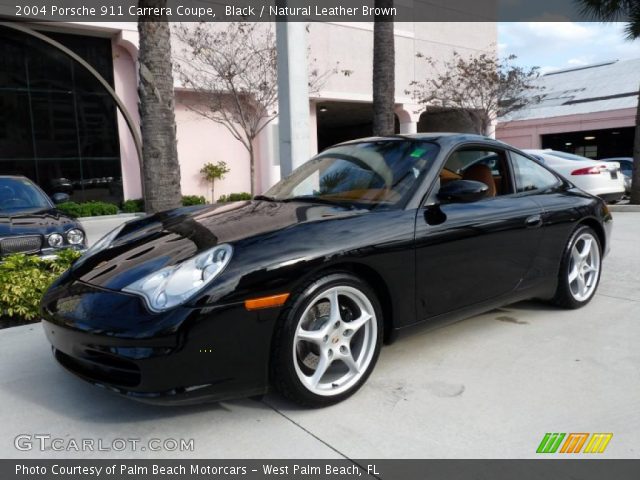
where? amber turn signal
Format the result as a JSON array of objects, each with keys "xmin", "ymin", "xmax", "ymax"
[{"xmin": 244, "ymin": 293, "xmax": 290, "ymax": 310}]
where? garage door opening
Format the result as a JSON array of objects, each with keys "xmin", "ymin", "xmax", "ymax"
[
  {"xmin": 541, "ymin": 127, "xmax": 634, "ymax": 159},
  {"xmin": 315, "ymin": 101, "xmax": 399, "ymax": 152}
]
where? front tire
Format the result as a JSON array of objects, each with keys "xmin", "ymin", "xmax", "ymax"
[
  {"xmin": 271, "ymin": 273, "xmax": 383, "ymax": 407},
  {"xmin": 551, "ymin": 225, "xmax": 602, "ymax": 309}
]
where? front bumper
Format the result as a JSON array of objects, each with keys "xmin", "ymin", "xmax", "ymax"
[
  {"xmin": 41, "ymin": 279, "xmax": 280, "ymax": 405},
  {"xmin": 38, "ymin": 244, "xmax": 86, "ymax": 260},
  {"xmin": 598, "ymin": 192, "xmax": 625, "ymax": 203}
]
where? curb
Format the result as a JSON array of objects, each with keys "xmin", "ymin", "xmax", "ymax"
[
  {"xmin": 609, "ymin": 204, "xmax": 640, "ymax": 212},
  {"xmin": 77, "ymin": 213, "xmax": 147, "ymax": 222}
]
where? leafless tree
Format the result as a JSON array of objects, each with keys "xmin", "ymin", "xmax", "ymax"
[
  {"xmin": 137, "ymin": 0, "xmax": 182, "ymax": 213},
  {"xmin": 173, "ymin": 22, "xmax": 351, "ymax": 195},
  {"xmin": 407, "ymin": 51, "xmax": 543, "ymax": 136}
]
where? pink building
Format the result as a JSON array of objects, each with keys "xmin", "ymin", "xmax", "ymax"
[
  {"xmin": 497, "ymin": 59, "xmax": 639, "ymax": 159},
  {"xmin": 0, "ymin": 21, "xmax": 496, "ymax": 203}
]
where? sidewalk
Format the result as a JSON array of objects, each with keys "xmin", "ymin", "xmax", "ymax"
[{"xmin": 79, "ymin": 214, "xmax": 145, "ymax": 246}]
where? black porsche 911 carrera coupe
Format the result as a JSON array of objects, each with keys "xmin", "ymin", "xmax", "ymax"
[{"xmin": 41, "ymin": 134, "xmax": 612, "ymax": 407}]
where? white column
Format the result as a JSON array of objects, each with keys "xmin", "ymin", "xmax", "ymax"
[
  {"xmin": 395, "ymin": 105, "xmax": 420, "ymax": 135},
  {"xmin": 276, "ymin": 22, "xmax": 310, "ymax": 177},
  {"xmin": 308, "ymin": 100, "xmax": 318, "ymax": 156},
  {"xmin": 399, "ymin": 120, "xmax": 418, "ymax": 134},
  {"xmin": 487, "ymin": 117, "xmax": 498, "ymax": 139}
]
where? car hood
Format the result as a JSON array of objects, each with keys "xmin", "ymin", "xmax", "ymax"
[
  {"xmin": 70, "ymin": 200, "xmax": 366, "ymax": 290},
  {"xmin": 0, "ymin": 208, "xmax": 77, "ymax": 236}
]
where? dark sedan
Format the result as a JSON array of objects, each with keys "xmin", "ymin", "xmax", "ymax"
[
  {"xmin": 1, "ymin": 176, "xmax": 86, "ymax": 258},
  {"xmin": 41, "ymin": 134, "xmax": 612, "ymax": 407}
]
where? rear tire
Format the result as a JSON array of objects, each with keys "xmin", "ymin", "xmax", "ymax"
[
  {"xmin": 271, "ymin": 273, "xmax": 383, "ymax": 407},
  {"xmin": 550, "ymin": 225, "xmax": 602, "ymax": 309}
]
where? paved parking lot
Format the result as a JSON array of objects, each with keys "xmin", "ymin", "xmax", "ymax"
[{"xmin": 1, "ymin": 213, "xmax": 638, "ymax": 459}]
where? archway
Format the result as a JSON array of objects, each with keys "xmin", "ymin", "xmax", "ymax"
[{"xmin": 0, "ymin": 22, "xmax": 142, "ymax": 202}]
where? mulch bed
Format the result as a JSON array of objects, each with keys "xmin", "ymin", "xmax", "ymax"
[{"xmin": 0, "ymin": 316, "xmax": 39, "ymax": 329}]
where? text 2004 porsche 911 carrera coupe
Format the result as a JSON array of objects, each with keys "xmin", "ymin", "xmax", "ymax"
[{"xmin": 41, "ymin": 134, "xmax": 612, "ymax": 407}]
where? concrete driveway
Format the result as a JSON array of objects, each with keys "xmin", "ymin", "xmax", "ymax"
[
  {"xmin": 1, "ymin": 213, "xmax": 638, "ymax": 459},
  {"xmin": 79, "ymin": 215, "xmax": 142, "ymax": 247}
]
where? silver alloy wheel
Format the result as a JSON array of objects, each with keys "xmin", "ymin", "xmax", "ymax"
[
  {"xmin": 292, "ymin": 286, "xmax": 377, "ymax": 397},
  {"xmin": 568, "ymin": 232, "xmax": 600, "ymax": 302}
]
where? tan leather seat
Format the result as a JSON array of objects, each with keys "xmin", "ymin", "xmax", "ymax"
[{"xmin": 462, "ymin": 164, "xmax": 496, "ymax": 197}]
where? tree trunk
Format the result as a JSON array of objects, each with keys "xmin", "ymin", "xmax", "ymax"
[
  {"xmin": 248, "ymin": 143, "xmax": 256, "ymax": 196},
  {"xmin": 630, "ymin": 86, "xmax": 640, "ymax": 205},
  {"xmin": 138, "ymin": 0, "xmax": 182, "ymax": 214},
  {"xmin": 372, "ymin": 0, "xmax": 395, "ymax": 137}
]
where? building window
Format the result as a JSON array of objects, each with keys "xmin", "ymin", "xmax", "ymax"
[
  {"xmin": 0, "ymin": 27, "xmax": 122, "ymax": 203},
  {"xmin": 574, "ymin": 145, "xmax": 598, "ymax": 159}
]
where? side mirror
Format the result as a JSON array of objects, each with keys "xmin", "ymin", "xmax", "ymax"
[
  {"xmin": 437, "ymin": 180, "xmax": 488, "ymax": 204},
  {"xmin": 51, "ymin": 192, "xmax": 70, "ymax": 205}
]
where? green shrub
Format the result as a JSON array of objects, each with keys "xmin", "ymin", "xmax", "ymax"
[
  {"xmin": 218, "ymin": 192, "xmax": 252, "ymax": 203},
  {"xmin": 200, "ymin": 161, "xmax": 230, "ymax": 203},
  {"xmin": 55, "ymin": 202, "xmax": 82, "ymax": 217},
  {"xmin": 57, "ymin": 201, "xmax": 118, "ymax": 217},
  {"xmin": 182, "ymin": 195, "xmax": 207, "ymax": 206},
  {"xmin": 121, "ymin": 196, "xmax": 206, "ymax": 213},
  {"xmin": 121, "ymin": 198, "xmax": 145, "ymax": 213},
  {"xmin": 0, "ymin": 249, "xmax": 81, "ymax": 323}
]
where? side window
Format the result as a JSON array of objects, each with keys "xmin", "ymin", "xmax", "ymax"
[
  {"xmin": 620, "ymin": 161, "xmax": 632, "ymax": 177},
  {"xmin": 439, "ymin": 148, "xmax": 513, "ymax": 198},
  {"xmin": 510, "ymin": 152, "xmax": 561, "ymax": 193}
]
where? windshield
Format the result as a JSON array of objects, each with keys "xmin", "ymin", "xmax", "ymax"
[
  {"xmin": 0, "ymin": 177, "xmax": 51, "ymax": 213},
  {"xmin": 265, "ymin": 140, "xmax": 439, "ymax": 208}
]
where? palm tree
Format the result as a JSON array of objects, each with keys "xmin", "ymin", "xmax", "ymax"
[
  {"xmin": 372, "ymin": 0, "xmax": 395, "ymax": 136},
  {"xmin": 578, "ymin": 0, "xmax": 640, "ymax": 204},
  {"xmin": 137, "ymin": 0, "xmax": 182, "ymax": 213}
]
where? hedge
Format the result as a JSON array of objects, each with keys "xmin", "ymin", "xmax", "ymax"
[
  {"xmin": 182, "ymin": 195, "xmax": 207, "ymax": 206},
  {"xmin": 121, "ymin": 196, "xmax": 207, "ymax": 213},
  {"xmin": 0, "ymin": 249, "xmax": 81, "ymax": 325},
  {"xmin": 121, "ymin": 198, "xmax": 145, "ymax": 213},
  {"xmin": 218, "ymin": 192, "xmax": 252, "ymax": 203},
  {"xmin": 56, "ymin": 201, "xmax": 118, "ymax": 217}
]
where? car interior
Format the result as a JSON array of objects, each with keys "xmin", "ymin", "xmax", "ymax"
[
  {"xmin": 0, "ymin": 179, "xmax": 50, "ymax": 211},
  {"xmin": 438, "ymin": 149, "xmax": 514, "ymax": 198}
]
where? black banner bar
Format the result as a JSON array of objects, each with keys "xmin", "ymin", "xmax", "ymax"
[
  {"xmin": 3, "ymin": 459, "xmax": 640, "ymax": 480},
  {"xmin": 1, "ymin": 0, "xmax": 631, "ymax": 22}
]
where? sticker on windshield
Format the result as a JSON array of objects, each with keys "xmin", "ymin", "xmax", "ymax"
[{"xmin": 410, "ymin": 147, "xmax": 426, "ymax": 158}]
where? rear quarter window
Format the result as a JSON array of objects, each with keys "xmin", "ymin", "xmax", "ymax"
[{"xmin": 510, "ymin": 152, "xmax": 561, "ymax": 193}]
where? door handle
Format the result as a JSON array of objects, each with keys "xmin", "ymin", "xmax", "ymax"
[{"xmin": 525, "ymin": 214, "xmax": 542, "ymax": 228}]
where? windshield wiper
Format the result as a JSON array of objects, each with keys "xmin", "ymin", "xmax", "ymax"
[
  {"xmin": 281, "ymin": 195, "xmax": 352, "ymax": 207},
  {"xmin": 253, "ymin": 195, "xmax": 279, "ymax": 202}
]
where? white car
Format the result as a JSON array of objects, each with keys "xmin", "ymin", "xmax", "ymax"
[
  {"xmin": 524, "ymin": 149, "xmax": 625, "ymax": 203},
  {"xmin": 601, "ymin": 157, "xmax": 633, "ymax": 195}
]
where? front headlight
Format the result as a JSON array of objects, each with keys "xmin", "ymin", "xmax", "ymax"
[
  {"xmin": 66, "ymin": 228, "xmax": 85, "ymax": 245},
  {"xmin": 123, "ymin": 244, "xmax": 233, "ymax": 312},
  {"xmin": 48, "ymin": 233, "xmax": 64, "ymax": 247}
]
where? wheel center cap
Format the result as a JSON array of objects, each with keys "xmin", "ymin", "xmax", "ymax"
[{"xmin": 332, "ymin": 336, "xmax": 340, "ymax": 344}]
